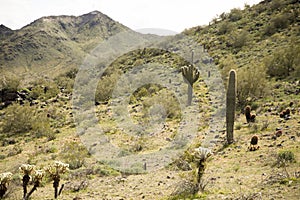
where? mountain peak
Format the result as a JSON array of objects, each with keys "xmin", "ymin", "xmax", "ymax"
[
  {"xmin": 88, "ymin": 10, "xmax": 102, "ymax": 15},
  {"xmin": 0, "ymin": 24, "xmax": 12, "ymax": 32}
]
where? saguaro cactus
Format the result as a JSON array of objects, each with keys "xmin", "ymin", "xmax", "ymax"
[
  {"xmin": 226, "ymin": 70, "xmax": 237, "ymax": 144},
  {"xmin": 181, "ymin": 52, "xmax": 200, "ymax": 106}
]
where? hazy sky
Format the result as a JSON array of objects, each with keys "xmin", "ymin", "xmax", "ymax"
[{"xmin": 0, "ymin": 0, "xmax": 262, "ymax": 33}]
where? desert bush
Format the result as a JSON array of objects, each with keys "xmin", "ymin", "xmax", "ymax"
[
  {"xmin": 142, "ymin": 88, "xmax": 181, "ymax": 120},
  {"xmin": 228, "ymin": 8, "xmax": 243, "ymax": 22},
  {"xmin": 95, "ymin": 73, "xmax": 120, "ymax": 102},
  {"xmin": 270, "ymin": 0, "xmax": 283, "ymax": 11},
  {"xmin": 29, "ymin": 79, "xmax": 60, "ymax": 100},
  {"xmin": 55, "ymin": 76, "xmax": 74, "ymax": 93},
  {"xmin": 265, "ymin": 41, "xmax": 300, "ymax": 79},
  {"xmin": 231, "ymin": 30, "xmax": 249, "ymax": 50},
  {"xmin": 218, "ymin": 21, "xmax": 234, "ymax": 35},
  {"xmin": 236, "ymin": 63, "xmax": 269, "ymax": 108},
  {"xmin": 64, "ymin": 68, "xmax": 78, "ymax": 79},
  {"xmin": 1, "ymin": 103, "xmax": 53, "ymax": 137},
  {"xmin": 0, "ymin": 74, "xmax": 20, "ymax": 93},
  {"xmin": 264, "ymin": 13, "xmax": 290, "ymax": 36},
  {"xmin": 276, "ymin": 150, "xmax": 296, "ymax": 167},
  {"xmin": 61, "ymin": 141, "xmax": 90, "ymax": 170},
  {"xmin": 218, "ymin": 54, "xmax": 238, "ymax": 83}
]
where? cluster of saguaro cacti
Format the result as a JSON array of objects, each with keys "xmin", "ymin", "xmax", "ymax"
[
  {"xmin": 226, "ymin": 70, "xmax": 237, "ymax": 144},
  {"xmin": 245, "ymin": 105, "xmax": 256, "ymax": 123},
  {"xmin": 45, "ymin": 161, "xmax": 69, "ymax": 199},
  {"xmin": 0, "ymin": 172, "xmax": 13, "ymax": 198}
]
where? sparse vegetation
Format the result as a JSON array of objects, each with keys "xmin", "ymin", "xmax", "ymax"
[
  {"xmin": 61, "ymin": 142, "xmax": 89, "ymax": 170},
  {"xmin": 1, "ymin": 103, "xmax": 53, "ymax": 138},
  {"xmin": 0, "ymin": 0, "xmax": 300, "ymax": 199}
]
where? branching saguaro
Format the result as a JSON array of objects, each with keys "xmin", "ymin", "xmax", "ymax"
[
  {"xmin": 181, "ymin": 64, "xmax": 200, "ymax": 106},
  {"xmin": 226, "ymin": 70, "xmax": 237, "ymax": 144}
]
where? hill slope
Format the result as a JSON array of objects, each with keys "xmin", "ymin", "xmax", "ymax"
[
  {"xmin": 0, "ymin": 0, "xmax": 300, "ymax": 200},
  {"xmin": 0, "ymin": 11, "xmax": 129, "ymax": 78}
]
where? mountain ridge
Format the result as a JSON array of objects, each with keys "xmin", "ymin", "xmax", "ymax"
[{"xmin": 0, "ymin": 10, "xmax": 130, "ymax": 79}]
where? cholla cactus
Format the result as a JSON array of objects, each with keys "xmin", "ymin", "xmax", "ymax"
[
  {"xmin": 33, "ymin": 170, "xmax": 45, "ymax": 181},
  {"xmin": 0, "ymin": 172, "xmax": 13, "ymax": 198},
  {"xmin": 19, "ymin": 164, "xmax": 35, "ymax": 175},
  {"xmin": 24, "ymin": 169, "xmax": 45, "ymax": 200},
  {"xmin": 19, "ymin": 164, "xmax": 35, "ymax": 199},
  {"xmin": 45, "ymin": 161, "xmax": 69, "ymax": 199}
]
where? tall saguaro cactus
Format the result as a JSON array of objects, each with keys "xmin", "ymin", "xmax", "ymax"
[
  {"xmin": 181, "ymin": 51, "xmax": 200, "ymax": 106},
  {"xmin": 226, "ymin": 70, "xmax": 237, "ymax": 144}
]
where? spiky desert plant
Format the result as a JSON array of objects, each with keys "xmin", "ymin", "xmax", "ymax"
[
  {"xmin": 19, "ymin": 164, "xmax": 35, "ymax": 199},
  {"xmin": 181, "ymin": 52, "xmax": 200, "ymax": 106},
  {"xmin": 226, "ymin": 70, "xmax": 237, "ymax": 144},
  {"xmin": 0, "ymin": 172, "xmax": 12, "ymax": 198},
  {"xmin": 193, "ymin": 147, "xmax": 212, "ymax": 188},
  {"xmin": 245, "ymin": 105, "xmax": 256, "ymax": 123},
  {"xmin": 45, "ymin": 161, "xmax": 69, "ymax": 199},
  {"xmin": 25, "ymin": 169, "xmax": 45, "ymax": 200}
]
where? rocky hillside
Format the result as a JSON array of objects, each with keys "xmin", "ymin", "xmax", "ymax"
[
  {"xmin": 0, "ymin": 0, "xmax": 300, "ymax": 199},
  {"xmin": 0, "ymin": 11, "xmax": 129, "ymax": 78}
]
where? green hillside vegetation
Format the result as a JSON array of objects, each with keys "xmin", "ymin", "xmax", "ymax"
[{"xmin": 0, "ymin": 0, "xmax": 300, "ymax": 199}]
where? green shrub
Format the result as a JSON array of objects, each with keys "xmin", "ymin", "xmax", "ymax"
[
  {"xmin": 0, "ymin": 74, "xmax": 20, "ymax": 93},
  {"xmin": 277, "ymin": 150, "xmax": 296, "ymax": 167},
  {"xmin": 61, "ymin": 141, "xmax": 90, "ymax": 170},
  {"xmin": 228, "ymin": 8, "xmax": 243, "ymax": 22},
  {"xmin": 142, "ymin": 89, "xmax": 181, "ymax": 120},
  {"xmin": 264, "ymin": 13, "xmax": 290, "ymax": 36},
  {"xmin": 218, "ymin": 21, "xmax": 234, "ymax": 35},
  {"xmin": 236, "ymin": 63, "xmax": 269, "ymax": 108},
  {"xmin": 231, "ymin": 30, "xmax": 249, "ymax": 50},
  {"xmin": 1, "ymin": 103, "xmax": 53, "ymax": 137},
  {"xmin": 29, "ymin": 79, "xmax": 60, "ymax": 100},
  {"xmin": 265, "ymin": 41, "xmax": 300, "ymax": 79},
  {"xmin": 55, "ymin": 76, "xmax": 74, "ymax": 93},
  {"xmin": 95, "ymin": 73, "xmax": 120, "ymax": 102}
]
